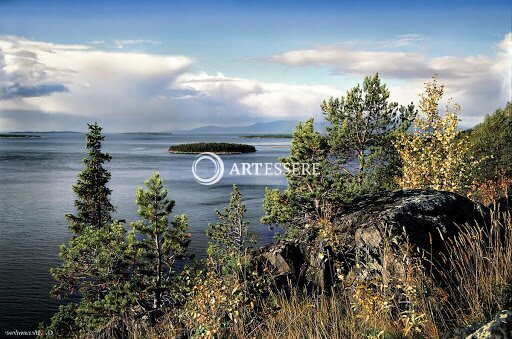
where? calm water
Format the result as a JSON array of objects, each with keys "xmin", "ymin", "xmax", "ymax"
[{"xmin": 0, "ymin": 132, "xmax": 289, "ymax": 333}]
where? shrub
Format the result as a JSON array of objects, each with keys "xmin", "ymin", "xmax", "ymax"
[{"xmin": 394, "ymin": 76, "xmax": 482, "ymax": 193}]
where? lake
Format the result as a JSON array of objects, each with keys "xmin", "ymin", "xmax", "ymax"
[{"xmin": 0, "ymin": 132, "xmax": 289, "ymax": 332}]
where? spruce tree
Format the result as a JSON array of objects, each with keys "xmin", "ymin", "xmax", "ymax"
[
  {"xmin": 48, "ymin": 123, "xmax": 131, "ymax": 336},
  {"xmin": 66, "ymin": 122, "xmax": 115, "ymax": 233},
  {"xmin": 129, "ymin": 172, "xmax": 190, "ymax": 312}
]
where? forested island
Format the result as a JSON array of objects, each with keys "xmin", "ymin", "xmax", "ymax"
[
  {"xmin": 168, "ymin": 142, "xmax": 256, "ymax": 154},
  {"xmin": 41, "ymin": 75, "xmax": 512, "ymax": 339}
]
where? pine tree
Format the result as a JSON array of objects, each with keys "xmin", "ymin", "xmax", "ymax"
[
  {"xmin": 207, "ymin": 185, "xmax": 253, "ymax": 275},
  {"xmin": 261, "ymin": 119, "xmax": 343, "ymax": 239},
  {"xmin": 50, "ymin": 221, "xmax": 132, "ymax": 334},
  {"xmin": 262, "ymin": 75, "xmax": 415, "ymax": 240},
  {"xmin": 467, "ymin": 102, "xmax": 512, "ymax": 203},
  {"xmin": 183, "ymin": 186, "xmax": 253, "ymax": 335},
  {"xmin": 66, "ymin": 122, "xmax": 115, "ymax": 233},
  {"xmin": 129, "ymin": 172, "xmax": 190, "ymax": 312},
  {"xmin": 321, "ymin": 73, "xmax": 415, "ymax": 194}
]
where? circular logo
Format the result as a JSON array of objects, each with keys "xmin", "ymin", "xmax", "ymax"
[{"xmin": 191, "ymin": 152, "xmax": 224, "ymax": 185}]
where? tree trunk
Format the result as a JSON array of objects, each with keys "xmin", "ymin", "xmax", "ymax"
[{"xmin": 154, "ymin": 234, "xmax": 162, "ymax": 310}]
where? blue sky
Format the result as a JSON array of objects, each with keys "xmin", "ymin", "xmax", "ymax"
[{"xmin": 0, "ymin": 0, "xmax": 511, "ymax": 131}]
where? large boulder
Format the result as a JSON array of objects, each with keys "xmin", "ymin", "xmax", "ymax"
[
  {"xmin": 254, "ymin": 189, "xmax": 489, "ymax": 290},
  {"xmin": 444, "ymin": 310, "xmax": 512, "ymax": 338}
]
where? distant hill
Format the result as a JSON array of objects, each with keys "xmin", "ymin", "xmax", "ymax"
[{"xmin": 177, "ymin": 120, "xmax": 327, "ymax": 134}]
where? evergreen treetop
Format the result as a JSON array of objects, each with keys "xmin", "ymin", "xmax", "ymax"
[
  {"xmin": 66, "ymin": 122, "xmax": 115, "ymax": 232},
  {"xmin": 207, "ymin": 185, "xmax": 253, "ymax": 275},
  {"xmin": 321, "ymin": 73, "xmax": 415, "ymax": 194}
]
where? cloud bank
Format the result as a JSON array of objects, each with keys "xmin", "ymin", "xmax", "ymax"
[
  {"xmin": 262, "ymin": 33, "xmax": 511, "ymax": 126},
  {"xmin": 0, "ymin": 36, "xmax": 338, "ymax": 131},
  {"xmin": 0, "ymin": 34, "xmax": 510, "ymax": 131}
]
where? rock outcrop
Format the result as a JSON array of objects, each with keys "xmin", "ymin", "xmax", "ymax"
[
  {"xmin": 466, "ymin": 310, "xmax": 512, "ymax": 338},
  {"xmin": 444, "ymin": 310, "xmax": 512, "ymax": 338},
  {"xmin": 254, "ymin": 189, "xmax": 490, "ymax": 290}
]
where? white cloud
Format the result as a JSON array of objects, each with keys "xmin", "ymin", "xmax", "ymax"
[
  {"xmin": 0, "ymin": 36, "xmax": 337, "ymax": 131},
  {"xmin": 263, "ymin": 44, "xmax": 429, "ymax": 78},
  {"xmin": 379, "ymin": 34, "xmax": 425, "ymax": 48},
  {"xmin": 174, "ymin": 72, "xmax": 336, "ymax": 120},
  {"xmin": 0, "ymin": 36, "xmax": 194, "ymax": 130},
  {"xmin": 263, "ymin": 33, "xmax": 512, "ymax": 126},
  {"xmin": 114, "ymin": 39, "xmax": 162, "ymax": 49},
  {"xmin": 0, "ymin": 41, "xmax": 70, "ymax": 100},
  {"xmin": 0, "ymin": 34, "xmax": 510, "ymax": 131}
]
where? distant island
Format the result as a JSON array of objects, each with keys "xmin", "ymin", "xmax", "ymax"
[
  {"xmin": 241, "ymin": 134, "xmax": 292, "ymax": 139},
  {"xmin": 124, "ymin": 132, "xmax": 173, "ymax": 135},
  {"xmin": 0, "ymin": 134, "xmax": 42, "ymax": 138},
  {"xmin": 169, "ymin": 142, "xmax": 256, "ymax": 154}
]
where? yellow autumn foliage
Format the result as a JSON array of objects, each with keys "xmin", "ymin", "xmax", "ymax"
[{"xmin": 394, "ymin": 76, "xmax": 480, "ymax": 193}]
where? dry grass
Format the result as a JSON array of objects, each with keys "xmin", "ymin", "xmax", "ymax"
[
  {"xmin": 240, "ymin": 210, "xmax": 512, "ymax": 339},
  {"xmin": 435, "ymin": 207, "xmax": 512, "ymax": 327},
  {"xmin": 234, "ymin": 290, "xmax": 363, "ymax": 339},
  {"xmin": 120, "ymin": 209, "xmax": 511, "ymax": 339}
]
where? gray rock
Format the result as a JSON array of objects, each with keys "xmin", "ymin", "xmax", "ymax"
[
  {"xmin": 254, "ymin": 189, "xmax": 490, "ymax": 290},
  {"xmin": 445, "ymin": 310, "xmax": 512, "ymax": 338},
  {"xmin": 467, "ymin": 310, "xmax": 512, "ymax": 338},
  {"xmin": 336, "ymin": 189, "xmax": 489, "ymax": 286}
]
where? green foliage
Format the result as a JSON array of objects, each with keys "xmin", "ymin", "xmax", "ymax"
[
  {"xmin": 207, "ymin": 185, "xmax": 254, "ymax": 275},
  {"xmin": 66, "ymin": 122, "xmax": 115, "ymax": 233},
  {"xmin": 182, "ymin": 186, "xmax": 255, "ymax": 337},
  {"xmin": 47, "ymin": 127, "xmax": 194, "ymax": 336},
  {"xmin": 48, "ymin": 171, "xmax": 192, "ymax": 336},
  {"xmin": 262, "ymin": 119, "xmax": 343, "ymax": 239},
  {"xmin": 468, "ymin": 102, "xmax": 512, "ymax": 183},
  {"xmin": 40, "ymin": 304, "xmax": 79, "ymax": 338},
  {"xmin": 262, "ymin": 74, "xmax": 415, "ymax": 240},
  {"xmin": 128, "ymin": 172, "xmax": 191, "ymax": 312},
  {"xmin": 49, "ymin": 221, "xmax": 133, "ymax": 336},
  {"xmin": 169, "ymin": 142, "xmax": 256, "ymax": 154},
  {"xmin": 48, "ymin": 123, "xmax": 128, "ymax": 336},
  {"xmin": 321, "ymin": 73, "xmax": 415, "ymax": 194}
]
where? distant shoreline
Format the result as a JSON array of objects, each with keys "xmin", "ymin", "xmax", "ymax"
[
  {"xmin": 240, "ymin": 134, "xmax": 292, "ymax": 139},
  {"xmin": 124, "ymin": 132, "xmax": 173, "ymax": 135},
  {"xmin": 0, "ymin": 134, "xmax": 42, "ymax": 139}
]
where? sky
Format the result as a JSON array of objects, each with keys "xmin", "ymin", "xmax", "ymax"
[{"xmin": 0, "ymin": 0, "xmax": 511, "ymax": 132}]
